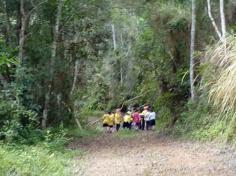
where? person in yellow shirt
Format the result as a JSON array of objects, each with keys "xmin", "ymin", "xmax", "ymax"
[
  {"xmin": 114, "ymin": 109, "xmax": 123, "ymax": 131},
  {"xmin": 102, "ymin": 111, "xmax": 111, "ymax": 133},
  {"xmin": 102, "ymin": 111, "xmax": 115, "ymax": 133},
  {"xmin": 123, "ymin": 112, "xmax": 133, "ymax": 130},
  {"xmin": 108, "ymin": 111, "xmax": 115, "ymax": 133}
]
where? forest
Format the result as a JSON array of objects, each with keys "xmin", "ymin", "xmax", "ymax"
[{"xmin": 1, "ymin": 0, "xmax": 236, "ymax": 175}]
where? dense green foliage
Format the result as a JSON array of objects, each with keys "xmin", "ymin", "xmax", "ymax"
[
  {"xmin": 0, "ymin": 0, "xmax": 235, "ymax": 139},
  {"xmin": 0, "ymin": 126, "xmax": 83, "ymax": 175},
  {"xmin": 0, "ymin": 145, "xmax": 71, "ymax": 175}
]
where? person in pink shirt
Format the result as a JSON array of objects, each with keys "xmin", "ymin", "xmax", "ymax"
[{"xmin": 132, "ymin": 109, "xmax": 141, "ymax": 130}]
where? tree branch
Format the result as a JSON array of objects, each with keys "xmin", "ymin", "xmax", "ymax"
[
  {"xmin": 122, "ymin": 90, "xmax": 153, "ymax": 106},
  {"xmin": 27, "ymin": 0, "xmax": 49, "ymax": 18},
  {"xmin": 207, "ymin": 0, "xmax": 223, "ymax": 40}
]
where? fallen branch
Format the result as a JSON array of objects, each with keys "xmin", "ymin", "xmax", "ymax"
[
  {"xmin": 121, "ymin": 90, "xmax": 153, "ymax": 108},
  {"xmin": 86, "ymin": 119, "xmax": 101, "ymax": 127},
  {"xmin": 75, "ymin": 117, "xmax": 83, "ymax": 130}
]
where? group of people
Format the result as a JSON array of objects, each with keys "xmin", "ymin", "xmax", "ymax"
[{"xmin": 101, "ymin": 105, "xmax": 157, "ymax": 133}]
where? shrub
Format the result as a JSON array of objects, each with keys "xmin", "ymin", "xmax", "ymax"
[
  {"xmin": 0, "ymin": 145, "xmax": 73, "ymax": 176},
  {"xmin": 0, "ymin": 97, "xmax": 40, "ymax": 144},
  {"xmin": 205, "ymin": 36, "xmax": 236, "ymax": 113}
]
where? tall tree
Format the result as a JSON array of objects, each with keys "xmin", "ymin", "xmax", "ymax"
[
  {"xmin": 220, "ymin": 0, "xmax": 227, "ymax": 50},
  {"xmin": 18, "ymin": 0, "xmax": 48, "ymax": 62},
  {"xmin": 190, "ymin": 0, "xmax": 196, "ymax": 101},
  {"xmin": 42, "ymin": 0, "xmax": 62, "ymax": 128},
  {"xmin": 18, "ymin": 0, "xmax": 27, "ymax": 62},
  {"xmin": 207, "ymin": 0, "xmax": 227, "ymax": 44},
  {"xmin": 111, "ymin": 24, "xmax": 117, "ymax": 50},
  {"xmin": 220, "ymin": 0, "xmax": 226, "ymax": 39}
]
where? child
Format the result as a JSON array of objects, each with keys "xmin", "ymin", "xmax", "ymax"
[
  {"xmin": 132, "ymin": 109, "xmax": 141, "ymax": 130},
  {"xmin": 108, "ymin": 111, "xmax": 115, "ymax": 133},
  {"xmin": 102, "ymin": 111, "xmax": 111, "ymax": 133},
  {"xmin": 123, "ymin": 112, "xmax": 133, "ymax": 130},
  {"xmin": 140, "ymin": 106, "xmax": 148, "ymax": 130},
  {"xmin": 141, "ymin": 106, "xmax": 150, "ymax": 130},
  {"xmin": 145, "ymin": 107, "xmax": 151, "ymax": 130},
  {"xmin": 102, "ymin": 111, "xmax": 114, "ymax": 133},
  {"xmin": 149, "ymin": 108, "xmax": 156, "ymax": 130},
  {"xmin": 114, "ymin": 109, "xmax": 123, "ymax": 131},
  {"xmin": 139, "ymin": 109, "xmax": 145, "ymax": 130}
]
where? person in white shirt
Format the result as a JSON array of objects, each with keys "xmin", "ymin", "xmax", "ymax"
[
  {"xmin": 149, "ymin": 108, "xmax": 156, "ymax": 130},
  {"xmin": 144, "ymin": 108, "xmax": 151, "ymax": 130}
]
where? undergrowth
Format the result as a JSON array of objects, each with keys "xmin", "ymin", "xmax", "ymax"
[
  {"xmin": 0, "ymin": 110, "xmax": 106, "ymax": 176},
  {"xmin": 0, "ymin": 144, "xmax": 75, "ymax": 176},
  {"xmin": 0, "ymin": 126, "xmax": 83, "ymax": 176},
  {"xmin": 172, "ymin": 97, "xmax": 236, "ymax": 143}
]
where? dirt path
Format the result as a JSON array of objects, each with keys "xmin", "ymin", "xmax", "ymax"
[{"xmin": 70, "ymin": 131, "xmax": 236, "ymax": 176}]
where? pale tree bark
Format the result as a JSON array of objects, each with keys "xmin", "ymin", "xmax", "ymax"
[
  {"xmin": 42, "ymin": 0, "xmax": 62, "ymax": 129},
  {"xmin": 190, "ymin": 0, "xmax": 196, "ymax": 101},
  {"xmin": 207, "ymin": 0, "xmax": 227, "ymax": 54},
  {"xmin": 69, "ymin": 33, "xmax": 80, "ymax": 96},
  {"xmin": 220, "ymin": 0, "xmax": 227, "ymax": 50},
  {"xmin": 70, "ymin": 60, "xmax": 79, "ymax": 97},
  {"xmin": 220, "ymin": 0, "xmax": 226, "ymax": 39},
  {"xmin": 207, "ymin": 0, "xmax": 222, "ymax": 40},
  {"xmin": 120, "ymin": 33, "xmax": 124, "ymax": 85},
  {"xmin": 111, "ymin": 24, "xmax": 117, "ymax": 50},
  {"xmin": 70, "ymin": 59, "xmax": 82, "ymax": 130},
  {"xmin": 108, "ymin": 23, "xmax": 117, "ymax": 98},
  {"xmin": 120, "ymin": 60, "xmax": 123, "ymax": 85}
]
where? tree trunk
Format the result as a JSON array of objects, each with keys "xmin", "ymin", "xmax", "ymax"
[
  {"xmin": 70, "ymin": 60, "xmax": 79, "ymax": 97},
  {"xmin": 0, "ymin": 0, "xmax": 10, "ymax": 87},
  {"xmin": 109, "ymin": 23, "xmax": 117, "ymax": 99},
  {"xmin": 62, "ymin": 36, "xmax": 82, "ymax": 130},
  {"xmin": 111, "ymin": 24, "xmax": 117, "ymax": 50},
  {"xmin": 42, "ymin": 90, "xmax": 50, "ymax": 128},
  {"xmin": 42, "ymin": 0, "xmax": 62, "ymax": 129},
  {"xmin": 220, "ymin": 0, "xmax": 226, "ymax": 39},
  {"xmin": 207, "ymin": 0, "xmax": 222, "ymax": 40},
  {"xmin": 19, "ymin": 0, "xmax": 27, "ymax": 63},
  {"xmin": 220, "ymin": 0, "xmax": 227, "ymax": 51},
  {"xmin": 120, "ymin": 34, "xmax": 123, "ymax": 85},
  {"xmin": 190, "ymin": 0, "xmax": 196, "ymax": 101},
  {"xmin": 120, "ymin": 62, "xmax": 123, "ymax": 85},
  {"xmin": 3, "ymin": 0, "xmax": 11, "ymax": 45},
  {"xmin": 70, "ymin": 59, "xmax": 83, "ymax": 130}
]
